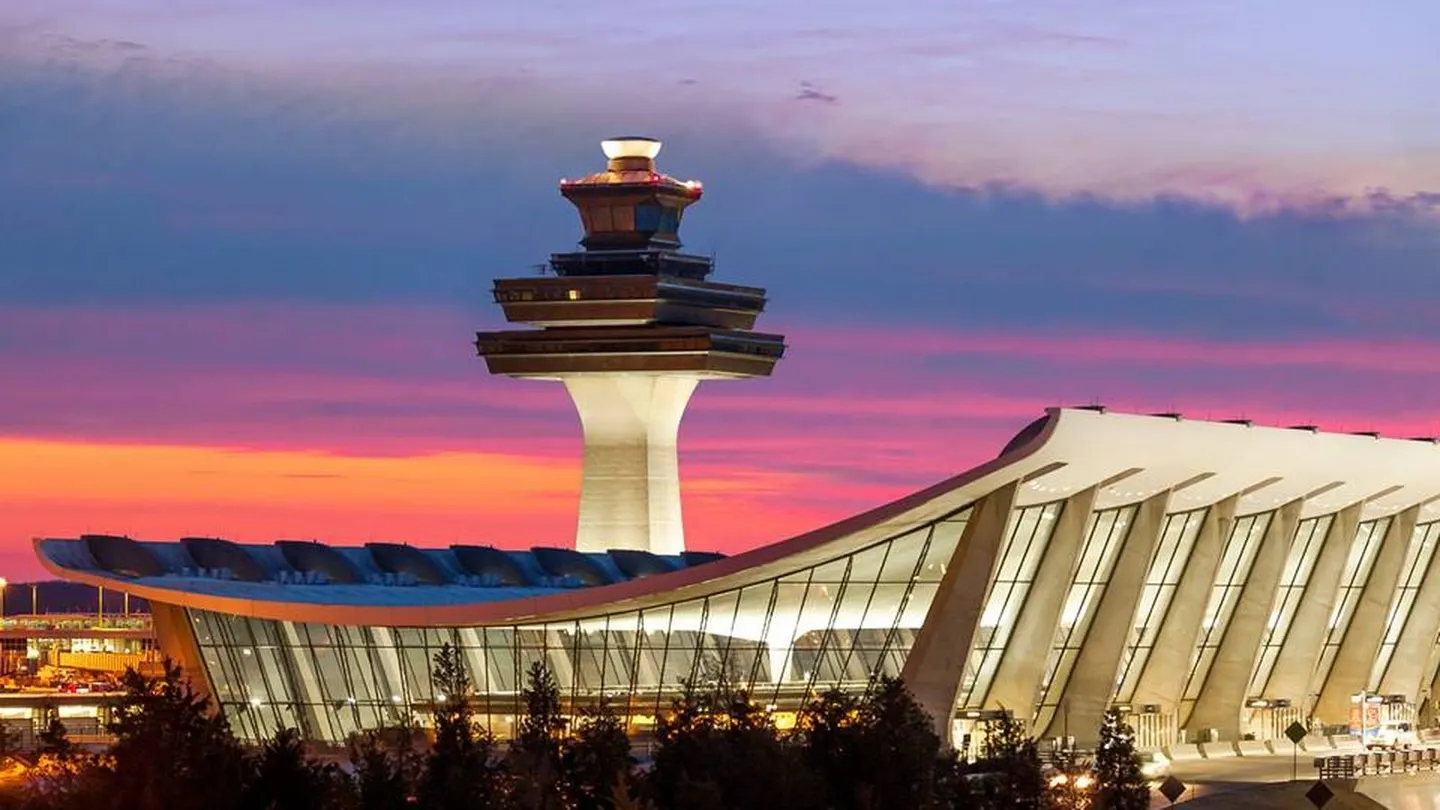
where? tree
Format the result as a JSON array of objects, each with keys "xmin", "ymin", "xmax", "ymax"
[
  {"xmin": 1091, "ymin": 710, "xmax": 1149, "ymax": 810},
  {"xmin": 418, "ymin": 643, "xmax": 504, "ymax": 810},
  {"xmin": 98, "ymin": 660, "xmax": 252, "ymax": 810},
  {"xmin": 349, "ymin": 723, "xmax": 423, "ymax": 810},
  {"xmin": 971, "ymin": 713, "xmax": 1046, "ymax": 810},
  {"xmin": 563, "ymin": 699, "xmax": 633, "ymax": 810},
  {"xmin": 648, "ymin": 678, "xmax": 821, "ymax": 810},
  {"xmin": 797, "ymin": 688, "xmax": 861, "ymax": 810},
  {"xmin": 798, "ymin": 679, "xmax": 956, "ymax": 810},
  {"xmin": 247, "ymin": 727, "xmax": 338, "ymax": 810},
  {"xmin": 852, "ymin": 677, "xmax": 948, "ymax": 809},
  {"xmin": 23, "ymin": 711, "xmax": 96, "ymax": 810},
  {"xmin": 508, "ymin": 661, "xmax": 570, "ymax": 810}
]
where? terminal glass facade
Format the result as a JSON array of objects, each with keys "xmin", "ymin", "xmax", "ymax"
[
  {"xmin": 1180, "ymin": 512, "xmax": 1272, "ymax": 717},
  {"xmin": 1035, "ymin": 505, "xmax": 1137, "ymax": 726},
  {"xmin": 1247, "ymin": 515, "xmax": 1334, "ymax": 697},
  {"xmin": 1370, "ymin": 521, "xmax": 1440, "ymax": 690},
  {"xmin": 959, "ymin": 501, "xmax": 1064, "ymax": 708},
  {"xmin": 1115, "ymin": 507, "xmax": 1207, "ymax": 702},
  {"xmin": 190, "ymin": 506, "xmax": 972, "ymax": 743},
  {"xmin": 1311, "ymin": 518, "xmax": 1391, "ymax": 691}
]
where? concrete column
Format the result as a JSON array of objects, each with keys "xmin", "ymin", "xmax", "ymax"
[
  {"xmin": 1314, "ymin": 507, "xmax": 1419, "ymax": 722},
  {"xmin": 1038, "ymin": 490, "xmax": 1170, "ymax": 744},
  {"xmin": 564, "ymin": 374, "xmax": 699, "ymax": 555},
  {"xmin": 1378, "ymin": 520, "xmax": 1440, "ymax": 698},
  {"xmin": 1185, "ymin": 499, "xmax": 1302, "ymax": 738},
  {"xmin": 1129, "ymin": 496, "xmax": 1238, "ymax": 714},
  {"xmin": 902, "ymin": 480, "xmax": 1019, "ymax": 742},
  {"xmin": 984, "ymin": 487, "xmax": 1098, "ymax": 722},
  {"xmin": 151, "ymin": 602, "xmax": 215, "ymax": 701},
  {"xmin": 1261, "ymin": 502, "xmax": 1363, "ymax": 708}
]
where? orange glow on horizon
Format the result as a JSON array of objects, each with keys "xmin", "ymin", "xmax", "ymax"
[{"xmin": 0, "ymin": 436, "xmax": 850, "ymax": 577}]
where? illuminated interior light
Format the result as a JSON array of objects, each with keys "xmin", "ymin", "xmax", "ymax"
[{"xmin": 601, "ymin": 137, "xmax": 662, "ymax": 160}]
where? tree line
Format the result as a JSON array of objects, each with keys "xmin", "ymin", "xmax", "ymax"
[{"xmin": 0, "ymin": 644, "xmax": 1152, "ymax": 810}]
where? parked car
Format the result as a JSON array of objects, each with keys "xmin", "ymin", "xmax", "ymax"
[{"xmin": 1369, "ymin": 720, "xmax": 1420, "ymax": 750}]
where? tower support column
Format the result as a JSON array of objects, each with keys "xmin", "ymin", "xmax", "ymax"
[{"xmin": 564, "ymin": 374, "xmax": 699, "ymax": 555}]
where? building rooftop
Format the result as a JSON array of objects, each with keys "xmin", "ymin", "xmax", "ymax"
[{"xmin": 33, "ymin": 536, "xmax": 725, "ymax": 609}]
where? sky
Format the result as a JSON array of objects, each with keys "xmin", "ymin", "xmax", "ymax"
[{"xmin": 1, "ymin": 1, "xmax": 1438, "ymax": 579}]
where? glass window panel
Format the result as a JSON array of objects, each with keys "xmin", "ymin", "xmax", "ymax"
[
  {"xmin": 1036, "ymin": 505, "xmax": 1135, "ymax": 715},
  {"xmin": 1313, "ymin": 518, "xmax": 1391, "ymax": 691},
  {"xmin": 1181, "ymin": 512, "xmax": 1272, "ymax": 711},
  {"xmin": 878, "ymin": 528, "xmax": 930, "ymax": 582},
  {"xmin": 958, "ymin": 501, "xmax": 1064, "ymax": 708}
]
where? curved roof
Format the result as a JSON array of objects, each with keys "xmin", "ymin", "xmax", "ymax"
[
  {"xmin": 366, "ymin": 543, "xmax": 447, "ymax": 585},
  {"xmin": 35, "ymin": 406, "xmax": 1440, "ymax": 626},
  {"xmin": 182, "ymin": 537, "xmax": 268, "ymax": 582}
]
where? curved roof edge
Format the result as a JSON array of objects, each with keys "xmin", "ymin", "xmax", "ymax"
[{"xmin": 33, "ymin": 409, "xmax": 1064, "ymax": 627}]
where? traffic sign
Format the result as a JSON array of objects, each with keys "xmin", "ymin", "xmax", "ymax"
[
  {"xmin": 1306, "ymin": 780, "xmax": 1335, "ymax": 808},
  {"xmin": 1286, "ymin": 721, "xmax": 1309, "ymax": 744},
  {"xmin": 1158, "ymin": 775, "xmax": 1186, "ymax": 803}
]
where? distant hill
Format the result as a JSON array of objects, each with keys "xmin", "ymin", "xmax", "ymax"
[{"xmin": 3, "ymin": 581, "xmax": 150, "ymax": 615}]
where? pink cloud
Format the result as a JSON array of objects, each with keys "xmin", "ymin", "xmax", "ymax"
[{"xmin": 9, "ymin": 302, "xmax": 1440, "ymax": 575}]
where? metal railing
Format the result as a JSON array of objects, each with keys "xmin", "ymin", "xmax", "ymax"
[{"xmin": 1316, "ymin": 747, "xmax": 1440, "ymax": 779}]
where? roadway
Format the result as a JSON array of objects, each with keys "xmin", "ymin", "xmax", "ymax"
[{"xmin": 1157, "ymin": 753, "xmax": 1440, "ymax": 807}]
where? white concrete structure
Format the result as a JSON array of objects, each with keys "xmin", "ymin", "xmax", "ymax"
[
  {"xmin": 565, "ymin": 375, "xmax": 697, "ymax": 555},
  {"xmin": 475, "ymin": 137, "xmax": 785, "ymax": 556},
  {"xmin": 35, "ymin": 407, "xmax": 1440, "ymax": 749}
]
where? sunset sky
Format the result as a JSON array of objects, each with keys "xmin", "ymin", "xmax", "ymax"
[{"xmin": 1, "ymin": 2, "xmax": 1437, "ymax": 579}]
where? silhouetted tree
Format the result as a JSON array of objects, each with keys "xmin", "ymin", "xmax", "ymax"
[
  {"xmin": 98, "ymin": 660, "xmax": 252, "ymax": 810},
  {"xmin": 649, "ymin": 678, "xmax": 820, "ymax": 810},
  {"xmin": 799, "ymin": 678, "xmax": 959, "ymax": 810},
  {"xmin": 563, "ymin": 699, "xmax": 633, "ymax": 810},
  {"xmin": 349, "ymin": 723, "xmax": 423, "ymax": 810},
  {"xmin": 972, "ymin": 713, "xmax": 1046, "ymax": 810},
  {"xmin": 798, "ymin": 688, "xmax": 861, "ymax": 810},
  {"xmin": 856, "ymin": 677, "xmax": 950, "ymax": 809},
  {"xmin": 1091, "ymin": 710, "xmax": 1149, "ymax": 810},
  {"xmin": 508, "ymin": 661, "xmax": 570, "ymax": 810},
  {"xmin": 247, "ymin": 727, "xmax": 339, "ymax": 810},
  {"xmin": 418, "ymin": 643, "xmax": 504, "ymax": 810},
  {"xmin": 21, "ymin": 710, "xmax": 97, "ymax": 810}
]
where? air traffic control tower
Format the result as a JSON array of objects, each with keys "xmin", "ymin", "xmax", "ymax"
[{"xmin": 475, "ymin": 137, "xmax": 786, "ymax": 556}]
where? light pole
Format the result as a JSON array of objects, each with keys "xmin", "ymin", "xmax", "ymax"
[{"xmin": 1048, "ymin": 771, "xmax": 1095, "ymax": 810}]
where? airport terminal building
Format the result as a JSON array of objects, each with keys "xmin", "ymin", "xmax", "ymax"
[
  {"xmin": 32, "ymin": 140, "xmax": 1440, "ymax": 751},
  {"xmin": 35, "ymin": 407, "xmax": 1440, "ymax": 750}
]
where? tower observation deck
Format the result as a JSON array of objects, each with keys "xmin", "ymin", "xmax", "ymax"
[{"xmin": 475, "ymin": 137, "xmax": 786, "ymax": 555}]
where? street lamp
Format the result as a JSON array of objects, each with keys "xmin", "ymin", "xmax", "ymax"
[{"xmin": 1048, "ymin": 770, "xmax": 1096, "ymax": 809}]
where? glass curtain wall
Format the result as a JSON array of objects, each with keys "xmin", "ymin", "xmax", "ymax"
[
  {"xmin": 1034, "ymin": 506, "xmax": 1137, "ymax": 726},
  {"xmin": 189, "ymin": 507, "xmax": 972, "ymax": 743},
  {"xmin": 1247, "ymin": 515, "xmax": 1335, "ymax": 698},
  {"xmin": 1180, "ymin": 512, "xmax": 1273, "ymax": 718},
  {"xmin": 1310, "ymin": 518, "xmax": 1391, "ymax": 693},
  {"xmin": 1369, "ymin": 522, "xmax": 1440, "ymax": 691},
  {"xmin": 1114, "ymin": 508, "xmax": 1208, "ymax": 702},
  {"xmin": 958, "ymin": 502, "xmax": 1065, "ymax": 708}
]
